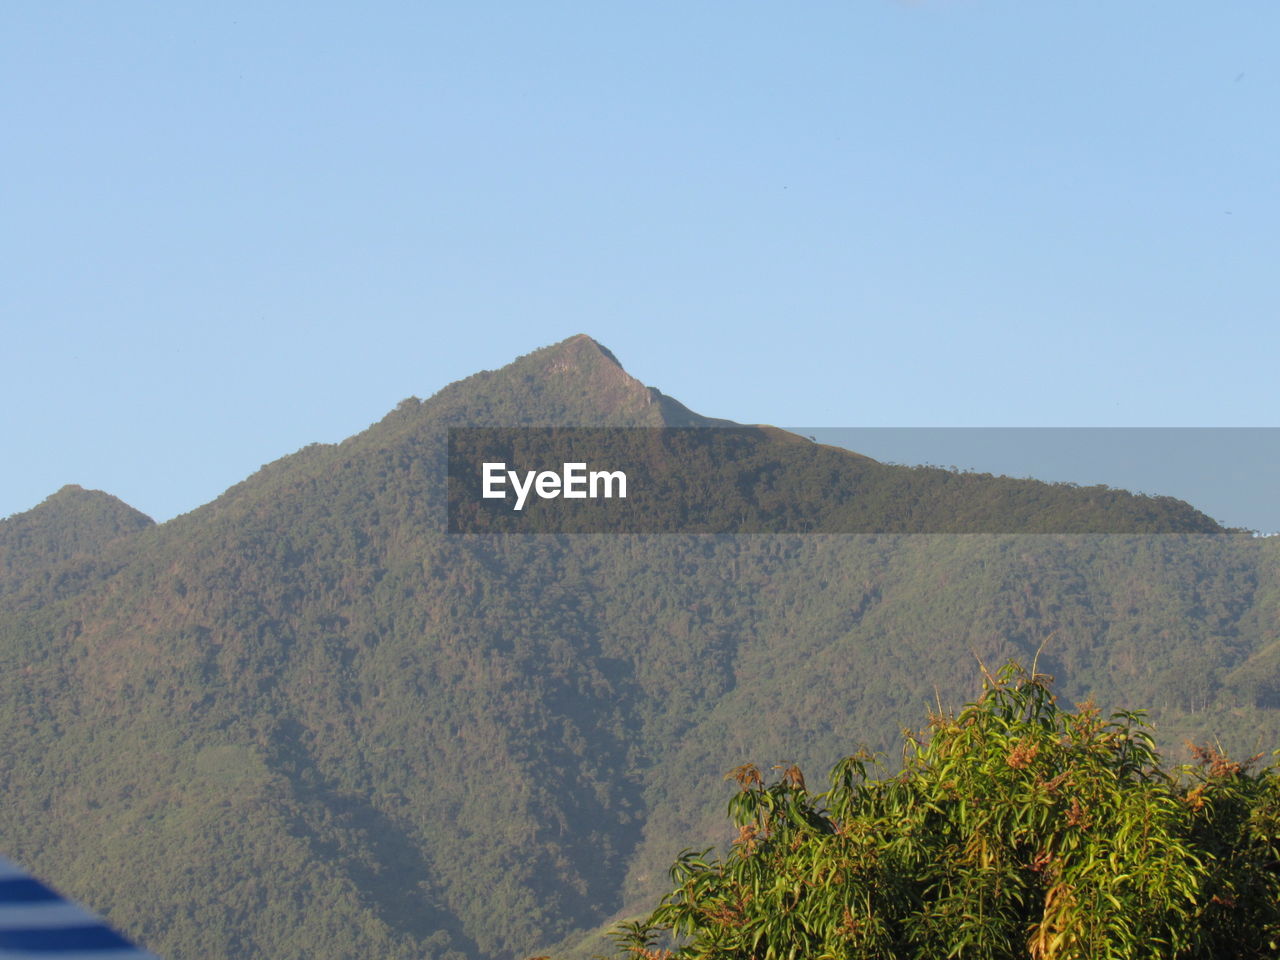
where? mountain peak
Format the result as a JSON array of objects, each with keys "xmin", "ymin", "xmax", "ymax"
[
  {"xmin": 527, "ymin": 334, "xmax": 656, "ymax": 410},
  {"xmin": 414, "ymin": 334, "xmax": 727, "ymax": 428},
  {"xmin": 547, "ymin": 333, "xmax": 624, "ymax": 368},
  {"xmin": 11, "ymin": 484, "xmax": 153, "ymax": 527},
  {"xmin": 0, "ymin": 485, "xmax": 153, "ymax": 591}
]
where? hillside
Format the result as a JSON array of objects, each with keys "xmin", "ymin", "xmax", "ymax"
[
  {"xmin": 0, "ymin": 485, "xmax": 153, "ymax": 598},
  {"xmin": 1, "ymin": 335, "xmax": 1275, "ymax": 960}
]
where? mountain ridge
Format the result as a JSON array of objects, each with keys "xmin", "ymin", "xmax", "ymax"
[
  {"xmin": 0, "ymin": 335, "xmax": 1269, "ymax": 960},
  {"xmin": 8, "ymin": 334, "xmax": 1222, "ymax": 535}
]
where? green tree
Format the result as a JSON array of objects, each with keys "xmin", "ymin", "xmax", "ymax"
[{"xmin": 615, "ymin": 663, "xmax": 1280, "ymax": 960}]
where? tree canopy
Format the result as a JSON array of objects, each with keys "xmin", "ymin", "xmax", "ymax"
[{"xmin": 614, "ymin": 663, "xmax": 1280, "ymax": 960}]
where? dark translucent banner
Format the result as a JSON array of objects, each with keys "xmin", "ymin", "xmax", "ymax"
[
  {"xmin": 446, "ymin": 428, "xmax": 1235, "ymax": 534},
  {"xmin": 799, "ymin": 427, "xmax": 1280, "ymax": 535}
]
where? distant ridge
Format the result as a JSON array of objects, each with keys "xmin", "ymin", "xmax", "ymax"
[
  {"xmin": 0, "ymin": 485, "xmax": 153, "ymax": 594},
  {"xmin": 434, "ymin": 338, "xmax": 1222, "ymax": 535}
]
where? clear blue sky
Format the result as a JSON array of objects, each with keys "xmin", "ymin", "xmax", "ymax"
[{"xmin": 4, "ymin": 2, "xmax": 1276, "ymax": 523}]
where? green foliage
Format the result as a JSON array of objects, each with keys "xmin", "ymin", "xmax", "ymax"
[
  {"xmin": 619, "ymin": 664, "xmax": 1280, "ymax": 960},
  {"xmin": 0, "ymin": 484, "xmax": 153, "ymax": 601}
]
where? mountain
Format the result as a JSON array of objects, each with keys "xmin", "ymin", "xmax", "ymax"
[
  {"xmin": 0, "ymin": 335, "xmax": 1275, "ymax": 960},
  {"xmin": 0, "ymin": 485, "xmax": 153, "ymax": 597}
]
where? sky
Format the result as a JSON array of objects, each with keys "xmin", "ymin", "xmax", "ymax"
[{"xmin": 3, "ymin": 2, "xmax": 1277, "ymax": 524}]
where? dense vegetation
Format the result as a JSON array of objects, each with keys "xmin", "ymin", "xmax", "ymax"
[
  {"xmin": 0, "ymin": 484, "xmax": 153, "ymax": 598},
  {"xmin": 1, "ymin": 335, "xmax": 1276, "ymax": 959},
  {"xmin": 616, "ymin": 663, "xmax": 1280, "ymax": 959}
]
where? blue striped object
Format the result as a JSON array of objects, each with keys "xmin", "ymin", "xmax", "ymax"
[{"xmin": 0, "ymin": 858, "xmax": 159, "ymax": 958}]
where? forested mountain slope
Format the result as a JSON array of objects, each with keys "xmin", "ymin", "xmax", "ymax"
[
  {"xmin": 1, "ymin": 335, "xmax": 1274, "ymax": 960},
  {"xmin": 0, "ymin": 484, "xmax": 153, "ymax": 598}
]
